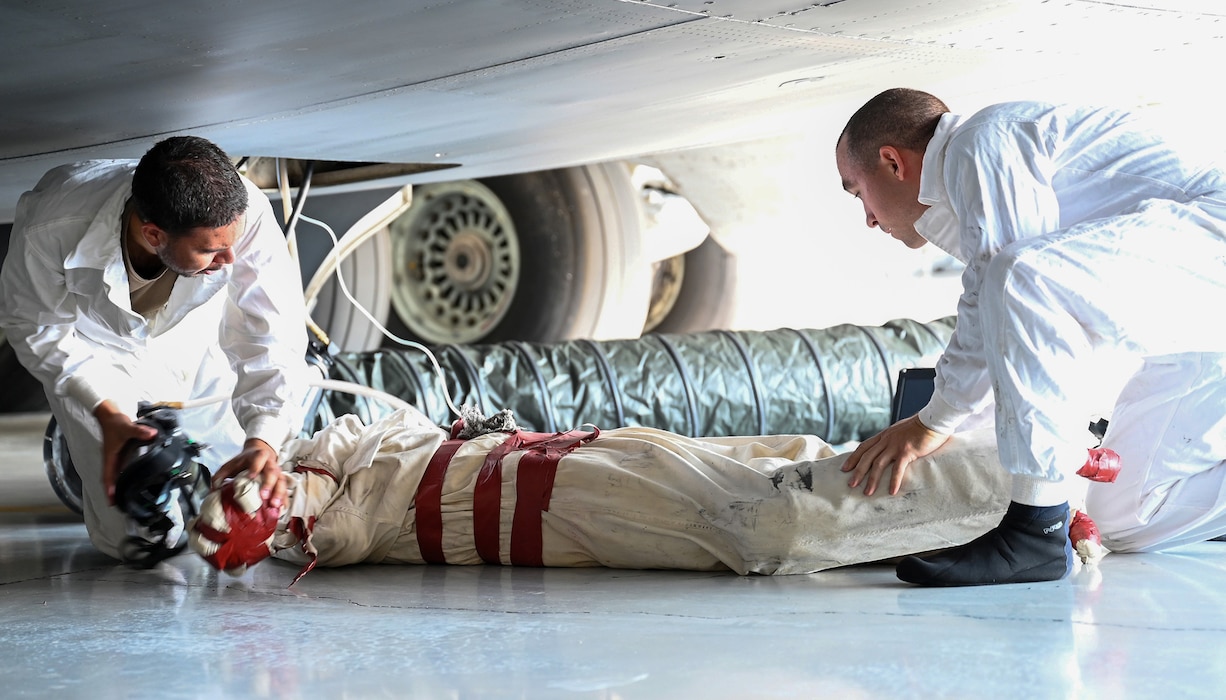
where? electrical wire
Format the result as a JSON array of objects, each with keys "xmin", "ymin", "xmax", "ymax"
[
  {"xmin": 309, "ymin": 378, "xmax": 413, "ymax": 412},
  {"xmin": 149, "ymin": 377, "xmax": 415, "ymax": 413},
  {"xmin": 297, "ymin": 213, "xmax": 463, "ymax": 420}
]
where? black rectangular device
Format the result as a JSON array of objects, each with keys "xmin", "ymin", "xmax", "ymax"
[{"xmin": 890, "ymin": 367, "xmax": 936, "ymax": 424}]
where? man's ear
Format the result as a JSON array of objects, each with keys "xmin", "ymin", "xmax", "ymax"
[
  {"xmin": 138, "ymin": 221, "xmax": 168, "ymax": 250},
  {"xmin": 878, "ymin": 146, "xmax": 905, "ymax": 180},
  {"xmin": 879, "ymin": 145, "xmax": 921, "ymax": 182}
]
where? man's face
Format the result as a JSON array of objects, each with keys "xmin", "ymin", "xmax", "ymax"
[
  {"xmin": 155, "ymin": 217, "xmax": 241, "ymax": 277},
  {"xmin": 836, "ymin": 139, "xmax": 928, "ymax": 249}
]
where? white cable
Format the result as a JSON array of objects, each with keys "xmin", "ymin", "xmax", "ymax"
[
  {"xmin": 148, "ymin": 394, "xmax": 231, "ymax": 411},
  {"xmin": 309, "ymin": 378, "xmax": 414, "ymax": 412},
  {"xmin": 278, "ymin": 158, "xmax": 300, "ymax": 265},
  {"xmin": 298, "ymin": 213, "xmax": 463, "ymax": 420},
  {"xmin": 301, "ymin": 186, "xmax": 412, "ymax": 311},
  {"xmin": 150, "ymin": 378, "xmax": 415, "ymax": 414}
]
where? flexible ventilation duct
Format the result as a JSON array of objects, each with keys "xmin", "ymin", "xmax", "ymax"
[{"xmin": 318, "ymin": 317, "xmax": 955, "ymax": 444}]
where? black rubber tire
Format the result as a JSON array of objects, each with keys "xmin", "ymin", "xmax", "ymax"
[
  {"xmin": 43, "ymin": 416, "xmax": 84, "ymax": 515},
  {"xmin": 650, "ymin": 236, "xmax": 739, "ymax": 334},
  {"xmin": 384, "ymin": 164, "xmax": 650, "ymax": 345}
]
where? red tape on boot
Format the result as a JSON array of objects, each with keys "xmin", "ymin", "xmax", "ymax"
[
  {"xmin": 188, "ymin": 477, "xmax": 279, "ymax": 575},
  {"xmin": 1069, "ymin": 510, "xmax": 1106, "ymax": 565},
  {"xmin": 1077, "ymin": 447, "xmax": 1121, "ymax": 483}
]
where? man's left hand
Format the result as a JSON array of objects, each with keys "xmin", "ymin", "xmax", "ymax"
[{"xmin": 212, "ymin": 438, "xmax": 286, "ymax": 509}]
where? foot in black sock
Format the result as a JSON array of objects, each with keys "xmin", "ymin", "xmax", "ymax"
[{"xmin": 896, "ymin": 501, "xmax": 1074, "ymax": 587}]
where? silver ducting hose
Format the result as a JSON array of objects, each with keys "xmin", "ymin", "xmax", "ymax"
[{"xmin": 316, "ymin": 317, "xmax": 955, "ymax": 444}]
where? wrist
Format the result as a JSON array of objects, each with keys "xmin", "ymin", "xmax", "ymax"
[
  {"xmin": 92, "ymin": 399, "xmax": 122, "ymax": 421},
  {"xmin": 244, "ymin": 437, "xmax": 274, "ymax": 453},
  {"xmin": 911, "ymin": 413, "xmax": 947, "ymax": 438}
]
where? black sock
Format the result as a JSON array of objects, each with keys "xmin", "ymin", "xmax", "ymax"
[{"xmin": 896, "ymin": 501, "xmax": 1074, "ymax": 587}]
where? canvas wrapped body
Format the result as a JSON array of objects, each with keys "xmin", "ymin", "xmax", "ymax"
[{"xmin": 234, "ymin": 408, "xmax": 1011, "ymax": 576}]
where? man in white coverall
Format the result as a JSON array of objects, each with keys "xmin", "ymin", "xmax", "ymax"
[
  {"xmin": 835, "ymin": 88, "xmax": 1226, "ymax": 587},
  {"xmin": 189, "ymin": 407, "xmax": 1014, "ymax": 579},
  {"xmin": 0, "ymin": 136, "xmax": 311, "ymax": 562}
]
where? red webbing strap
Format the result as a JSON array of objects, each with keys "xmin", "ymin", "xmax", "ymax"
[
  {"xmin": 288, "ymin": 516, "xmax": 319, "ymax": 587},
  {"xmin": 473, "ymin": 428, "xmax": 600, "ymax": 566},
  {"xmin": 509, "ymin": 427, "xmax": 599, "ymax": 566},
  {"xmin": 473, "ymin": 433, "xmax": 528, "ymax": 564},
  {"xmin": 510, "ymin": 451, "xmax": 557, "ymax": 567},
  {"xmin": 415, "ymin": 439, "xmax": 465, "ymax": 564},
  {"xmin": 418, "ymin": 425, "xmax": 600, "ymax": 566},
  {"xmin": 292, "ymin": 464, "xmax": 339, "ymax": 482},
  {"xmin": 278, "ymin": 464, "xmax": 337, "ymax": 586}
]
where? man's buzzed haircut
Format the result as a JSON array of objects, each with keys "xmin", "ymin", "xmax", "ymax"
[
  {"xmin": 131, "ymin": 136, "xmax": 248, "ymax": 236},
  {"xmin": 839, "ymin": 88, "xmax": 950, "ymax": 170}
]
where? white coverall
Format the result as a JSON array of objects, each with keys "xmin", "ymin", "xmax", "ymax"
[
  {"xmin": 263, "ymin": 409, "xmax": 1010, "ymax": 575},
  {"xmin": 0, "ymin": 161, "xmax": 311, "ymax": 559},
  {"xmin": 912, "ymin": 102, "xmax": 1226, "ymax": 551}
]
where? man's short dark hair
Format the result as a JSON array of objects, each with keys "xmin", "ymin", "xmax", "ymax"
[
  {"xmin": 131, "ymin": 136, "xmax": 247, "ymax": 235},
  {"xmin": 839, "ymin": 88, "xmax": 950, "ymax": 170}
]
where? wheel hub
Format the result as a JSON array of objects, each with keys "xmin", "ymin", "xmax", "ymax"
[
  {"xmin": 388, "ymin": 181, "xmax": 520, "ymax": 344},
  {"xmin": 444, "ymin": 231, "xmax": 492, "ymax": 291}
]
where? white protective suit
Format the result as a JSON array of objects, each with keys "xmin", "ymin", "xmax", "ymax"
[
  {"xmin": 912, "ymin": 102, "xmax": 1226, "ymax": 551},
  {"xmin": 244, "ymin": 409, "xmax": 1011, "ymax": 577},
  {"xmin": 0, "ymin": 160, "xmax": 312, "ymax": 559}
]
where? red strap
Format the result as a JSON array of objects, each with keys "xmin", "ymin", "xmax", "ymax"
[
  {"xmin": 475, "ymin": 429, "xmax": 600, "ymax": 565},
  {"xmin": 473, "ymin": 434, "xmax": 527, "ymax": 564},
  {"xmin": 416, "ymin": 439, "xmax": 465, "ymax": 564},
  {"xmin": 418, "ymin": 427, "xmax": 599, "ymax": 566},
  {"xmin": 292, "ymin": 464, "xmax": 339, "ymax": 482},
  {"xmin": 288, "ymin": 516, "xmax": 319, "ymax": 586},
  {"xmin": 508, "ymin": 428, "xmax": 600, "ymax": 566},
  {"xmin": 509, "ymin": 451, "xmax": 560, "ymax": 567}
]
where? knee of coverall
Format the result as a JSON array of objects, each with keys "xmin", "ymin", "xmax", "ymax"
[
  {"xmin": 1085, "ymin": 482, "xmax": 1152, "ymax": 552},
  {"xmin": 45, "ymin": 392, "xmax": 128, "ymax": 561},
  {"xmin": 1086, "ymin": 482, "xmax": 1222, "ymax": 553}
]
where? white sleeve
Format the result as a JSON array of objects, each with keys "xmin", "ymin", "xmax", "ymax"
[
  {"xmin": 918, "ymin": 120, "xmax": 1062, "ymax": 434},
  {"xmin": 219, "ymin": 179, "xmax": 311, "ymax": 451},
  {"xmin": 0, "ymin": 209, "xmax": 123, "ymax": 411}
]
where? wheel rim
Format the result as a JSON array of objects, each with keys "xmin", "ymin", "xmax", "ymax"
[
  {"xmin": 643, "ymin": 255, "xmax": 685, "ymax": 334},
  {"xmin": 388, "ymin": 181, "xmax": 520, "ymax": 344},
  {"xmin": 43, "ymin": 418, "xmax": 84, "ymax": 514}
]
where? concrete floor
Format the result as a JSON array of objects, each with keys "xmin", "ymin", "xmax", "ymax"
[{"xmin": 3, "ymin": 412, "xmax": 1226, "ymax": 699}]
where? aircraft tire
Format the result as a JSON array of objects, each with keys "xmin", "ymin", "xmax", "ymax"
[
  {"xmin": 646, "ymin": 236, "xmax": 739, "ymax": 334},
  {"xmin": 382, "ymin": 163, "xmax": 652, "ymax": 345},
  {"xmin": 43, "ymin": 416, "xmax": 84, "ymax": 514}
]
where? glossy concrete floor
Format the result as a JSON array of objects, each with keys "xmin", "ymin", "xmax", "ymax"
[{"xmin": 3, "ymin": 412, "xmax": 1226, "ymax": 699}]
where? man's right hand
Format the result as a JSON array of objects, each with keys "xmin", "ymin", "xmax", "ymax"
[
  {"xmin": 841, "ymin": 414, "xmax": 950, "ymax": 496},
  {"xmin": 95, "ymin": 400, "xmax": 159, "ymax": 506}
]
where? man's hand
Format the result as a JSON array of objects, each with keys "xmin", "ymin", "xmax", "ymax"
[
  {"xmin": 212, "ymin": 439, "xmax": 286, "ymax": 510},
  {"xmin": 96, "ymin": 400, "xmax": 159, "ymax": 506},
  {"xmin": 842, "ymin": 414, "xmax": 950, "ymax": 496}
]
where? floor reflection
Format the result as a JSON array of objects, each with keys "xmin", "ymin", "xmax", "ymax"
[{"xmin": 3, "ymin": 511, "xmax": 1226, "ymax": 699}]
